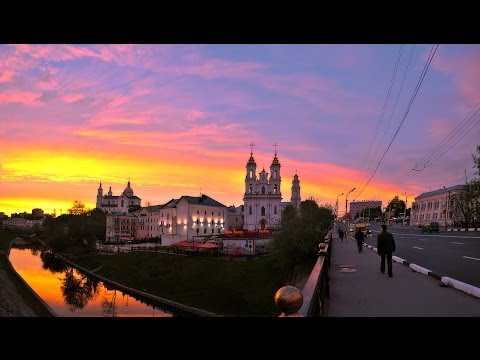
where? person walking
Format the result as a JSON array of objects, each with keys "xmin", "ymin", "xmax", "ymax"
[
  {"xmin": 338, "ymin": 228, "xmax": 345, "ymax": 242},
  {"xmin": 354, "ymin": 227, "xmax": 364, "ymax": 252},
  {"xmin": 377, "ymin": 224, "xmax": 396, "ymax": 277}
]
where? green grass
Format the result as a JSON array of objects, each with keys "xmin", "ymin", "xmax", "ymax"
[
  {"xmin": 0, "ymin": 229, "xmax": 53, "ymax": 316},
  {"xmin": 74, "ymin": 252, "xmax": 293, "ymax": 317}
]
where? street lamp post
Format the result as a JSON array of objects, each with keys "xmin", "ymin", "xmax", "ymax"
[
  {"xmin": 402, "ymin": 192, "xmax": 408, "ymax": 227},
  {"xmin": 443, "ymin": 186, "xmax": 451, "ymax": 231},
  {"xmin": 335, "ymin": 192, "xmax": 344, "ymax": 221},
  {"xmin": 345, "ymin": 187, "xmax": 356, "ymax": 232}
]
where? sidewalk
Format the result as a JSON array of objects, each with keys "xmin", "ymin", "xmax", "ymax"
[{"xmin": 327, "ymin": 232, "xmax": 480, "ymax": 316}]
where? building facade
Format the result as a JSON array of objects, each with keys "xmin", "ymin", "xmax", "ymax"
[
  {"xmin": 226, "ymin": 205, "xmax": 244, "ymax": 231},
  {"xmin": 243, "ymin": 149, "xmax": 302, "ymax": 231},
  {"xmin": 96, "ymin": 181, "xmax": 142, "ymax": 214},
  {"xmin": 349, "ymin": 200, "xmax": 382, "ymax": 219},
  {"xmin": 410, "ymin": 185, "xmax": 464, "ymax": 227}
]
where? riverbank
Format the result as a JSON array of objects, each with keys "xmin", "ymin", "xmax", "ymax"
[{"xmin": 0, "ymin": 229, "xmax": 53, "ymax": 317}]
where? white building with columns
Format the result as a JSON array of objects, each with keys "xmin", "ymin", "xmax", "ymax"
[{"xmin": 243, "ymin": 148, "xmax": 301, "ymax": 231}]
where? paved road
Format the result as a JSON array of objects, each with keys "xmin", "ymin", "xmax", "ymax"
[
  {"xmin": 328, "ymin": 231, "xmax": 480, "ymax": 317},
  {"xmin": 361, "ymin": 226, "xmax": 480, "ymax": 288}
]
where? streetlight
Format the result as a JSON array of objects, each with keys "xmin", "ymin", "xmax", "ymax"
[
  {"xmin": 335, "ymin": 192, "xmax": 344, "ymax": 221},
  {"xmin": 345, "ymin": 187, "xmax": 356, "ymax": 232},
  {"xmin": 443, "ymin": 186, "xmax": 451, "ymax": 231},
  {"xmin": 402, "ymin": 192, "xmax": 408, "ymax": 227}
]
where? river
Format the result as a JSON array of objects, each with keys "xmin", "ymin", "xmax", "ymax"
[{"xmin": 9, "ymin": 246, "xmax": 172, "ymax": 317}]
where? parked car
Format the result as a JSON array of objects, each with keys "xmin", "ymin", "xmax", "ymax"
[{"xmin": 421, "ymin": 221, "xmax": 439, "ymax": 233}]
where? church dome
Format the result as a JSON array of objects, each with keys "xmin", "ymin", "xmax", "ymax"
[{"xmin": 122, "ymin": 181, "xmax": 134, "ymax": 197}]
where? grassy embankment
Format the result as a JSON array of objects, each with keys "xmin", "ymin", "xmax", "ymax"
[
  {"xmin": 74, "ymin": 251, "xmax": 312, "ymax": 317},
  {"xmin": 0, "ymin": 229, "xmax": 53, "ymax": 316}
]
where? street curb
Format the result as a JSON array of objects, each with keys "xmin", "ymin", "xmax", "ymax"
[{"xmin": 362, "ymin": 242, "xmax": 480, "ymax": 299}]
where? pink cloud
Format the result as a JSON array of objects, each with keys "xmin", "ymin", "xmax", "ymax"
[
  {"xmin": 185, "ymin": 110, "xmax": 205, "ymax": 123},
  {"xmin": 427, "ymin": 118, "xmax": 453, "ymax": 142},
  {"xmin": 62, "ymin": 93, "xmax": 86, "ymax": 103},
  {"xmin": 0, "ymin": 91, "xmax": 40, "ymax": 105},
  {"xmin": 0, "ymin": 70, "xmax": 13, "ymax": 82}
]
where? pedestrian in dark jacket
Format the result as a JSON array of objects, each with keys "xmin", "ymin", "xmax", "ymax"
[
  {"xmin": 338, "ymin": 229, "xmax": 344, "ymax": 242},
  {"xmin": 354, "ymin": 227, "xmax": 364, "ymax": 252},
  {"xmin": 377, "ymin": 224, "xmax": 396, "ymax": 277}
]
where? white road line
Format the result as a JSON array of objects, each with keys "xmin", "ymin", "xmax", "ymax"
[
  {"xmin": 388, "ymin": 233, "xmax": 480, "ymax": 239},
  {"xmin": 450, "ymin": 242, "xmax": 464, "ymax": 244},
  {"xmin": 413, "ymin": 246, "xmax": 424, "ymax": 250},
  {"xmin": 463, "ymin": 256, "xmax": 480, "ymax": 261}
]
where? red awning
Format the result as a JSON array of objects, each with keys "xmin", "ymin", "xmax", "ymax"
[{"xmin": 171, "ymin": 241, "xmax": 218, "ymax": 249}]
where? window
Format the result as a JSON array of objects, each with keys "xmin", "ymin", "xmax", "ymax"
[
  {"xmin": 261, "ymin": 207, "xmax": 265, "ymax": 216},
  {"xmin": 262, "ymin": 186, "xmax": 265, "ymax": 194},
  {"xmin": 204, "ymin": 211, "xmax": 206, "ymax": 215},
  {"xmin": 249, "ymin": 170, "xmax": 253, "ymax": 178},
  {"xmin": 212, "ymin": 229, "xmax": 214, "ymax": 234},
  {"xmin": 204, "ymin": 229, "xmax": 207, "ymax": 234},
  {"xmin": 274, "ymin": 170, "xmax": 277, "ymax": 179},
  {"xmin": 274, "ymin": 205, "xmax": 277, "ymax": 214},
  {"xmin": 249, "ymin": 205, "xmax": 252, "ymax": 215},
  {"xmin": 249, "ymin": 184, "xmax": 252, "ymax": 193},
  {"xmin": 212, "ymin": 211, "xmax": 214, "ymax": 215},
  {"xmin": 197, "ymin": 210, "xmax": 199, "ymax": 214},
  {"xmin": 274, "ymin": 184, "xmax": 277, "ymax": 194},
  {"xmin": 196, "ymin": 228, "xmax": 199, "ymax": 234},
  {"xmin": 121, "ymin": 200, "xmax": 124, "ymax": 207}
]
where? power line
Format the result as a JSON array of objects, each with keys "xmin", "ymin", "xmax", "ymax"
[
  {"xmin": 364, "ymin": 45, "xmax": 415, "ymax": 182},
  {"xmin": 353, "ymin": 44, "xmax": 439, "ymax": 201},
  {"xmin": 387, "ymin": 103, "xmax": 480, "ymax": 194},
  {"xmin": 359, "ymin": 45, "xmax": 404, "ymax": 182}
]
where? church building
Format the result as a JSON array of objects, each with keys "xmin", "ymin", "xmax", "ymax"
[
  {"xmin": 243, "ymin": 146, "xmax": 301, "ymax": 231},
  {"xmin": 96, "ymin": 181, "xmax": 142, "ymax": 214}
]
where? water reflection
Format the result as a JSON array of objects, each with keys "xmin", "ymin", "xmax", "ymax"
[{"xmin": 9, "ymin": 246, "xmax": 172, "ymax": 317}]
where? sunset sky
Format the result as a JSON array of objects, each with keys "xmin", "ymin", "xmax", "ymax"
[{"xmin": 1, "ymin": 44, "xmax": 479, "ymax": 217}]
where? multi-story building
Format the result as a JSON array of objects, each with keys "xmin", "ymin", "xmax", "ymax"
[
  {"xmin": 411, "ymin": 185, "xmax": 464, "ymax": 227},
  {"xmin": 349, "ymin": 200, "xmax": 382, "ymax": 219},
  {"xmin": 96, "ymin": 181, "xmax": 141, "ymax": 214},
  {"xmin": 226, "ymin": 205, "xmax": 244, "ymax": 231},
  {"xmin": 105, "ymin": 212, "xmax": 138, "ymax": 243}
]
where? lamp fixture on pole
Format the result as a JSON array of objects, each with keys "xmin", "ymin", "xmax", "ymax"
[{"xmin": 345, "ymin": 187, "xmax": 356, "ymax": 227}]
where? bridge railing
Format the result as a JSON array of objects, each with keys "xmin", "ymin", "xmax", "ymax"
[{"xmin": 274, "ymin": 231, "xmax": 332, "ymax": 317}]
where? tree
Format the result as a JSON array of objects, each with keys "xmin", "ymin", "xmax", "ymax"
[
  {"xmin": 452, "ymin": 145, "xmax": 480, "ymax": 227},
  {"xmin": 128, "ymin": 204, "xmax": 142, "ymax": 213},
  {"xmin": 271, "ymin": 200, "xmax": 333, "ymax": 269},
  {"xmin": 68, "ymin": 200, "xmax": 87, "ymax": 215},
  {"xmin": 385, "ymin": 196, "xmax": 406, "ymax": 217}
]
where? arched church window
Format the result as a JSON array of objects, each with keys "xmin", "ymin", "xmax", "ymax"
[
  {"xmin": 249, "ymin": 205, "xmax": 252, "ymax": 215},
  {"xmin": 274, "ymin": 184, "xmax": 277, "ymax": 194},
  {"xmin": 262, "ymin": 186, "xmax": 265, "ymax": 194},
  {"xmin": 249, "ymin": 184, "xmax": 252, "ymax": 193},
  {"xmin": 274, "ymin": 205, "xmax": 277, "ymax": 214},
  {"xmin": 261, "ymin": 207, "xmax": 265, "ymax": 216},
  {"xmin": 274, "ymin": 170, "xmax": 277, "ymax": 179},
  {"xmin": 250, "ymin": 170, "xmax": 253, "ymax": 178}
]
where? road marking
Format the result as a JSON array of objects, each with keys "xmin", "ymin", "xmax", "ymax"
[
  {"xmin": 463, "ymin": 256, "xmax": 480, "ymax": 261},
  {"xmin": 450, "ymin": 242, "xmax": 464, "ymax": 244},
  {"xmin": 413, "ymin": 246, "xmax": 424, "ymax": 250}
]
